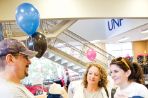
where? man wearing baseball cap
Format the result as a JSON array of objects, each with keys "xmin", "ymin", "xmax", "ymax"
[{"xmin": 0, "ymin": 39, "xmax": 37, "ymax": 98}]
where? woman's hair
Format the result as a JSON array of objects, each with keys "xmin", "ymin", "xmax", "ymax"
[
  {"xmin": 110, "ymin": 57, "xmax": 144, "ymax": 84},
  {"xmin": 83, "ymin": 63, "xmax": 108, "ymax": 88},
  {"xmin": 131, "ymin": 62, "xmax": 144, "ymax": 84}
]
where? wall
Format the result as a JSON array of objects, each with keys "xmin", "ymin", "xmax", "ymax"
[
  {"xmin": 132, "ymin": 40, "xmax": 148, "ymax": 60},
  {"xmin": 106, "ymin": 42, "xmax": 132, "ymax": 57},
  {"xmin": 1, "ymin": 0, "xmax": 148, "ymax": 20}
]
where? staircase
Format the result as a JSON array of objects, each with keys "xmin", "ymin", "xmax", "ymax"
[
  {"xmin": 44, "ymin": 46, "xmax": 86, "ymax": 75},
  {"xmin": 41, "ymin": 30, "xmax": 115, "ymax": 74},
  {"xmin": 50, "ymin": 30, "xmax": 115, "ymax": 67}
]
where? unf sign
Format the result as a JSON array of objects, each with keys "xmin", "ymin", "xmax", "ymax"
[{"xmin": 107, "ymin": 19, "xmax": 123, "ymax": 31}]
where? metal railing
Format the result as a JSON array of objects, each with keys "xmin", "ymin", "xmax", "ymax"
[{"xmin": 49, "ymin": 30, "xmax": 115, "ymax": 67}]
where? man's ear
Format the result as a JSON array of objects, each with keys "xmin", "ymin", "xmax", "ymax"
[{"xmin": 5, "ymin": 54, "xmax": 15, "ymax": 64}]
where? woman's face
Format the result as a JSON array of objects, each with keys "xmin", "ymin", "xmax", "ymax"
[
  {"xmin": 87, "ymin": 66, "xmax": 100, "ymax": 86},
  {"xmin": 110, "ymin": 64, "xmax": 129, "ymax": 86}
]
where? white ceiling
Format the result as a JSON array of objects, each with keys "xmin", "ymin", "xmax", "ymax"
[
  {"xmin": 69, "ymin": 19, "xmax": 148, "ymax": 44},
  {"xmin": 104, "ymin": 22, "xmax": 148, "ymax": 43},
  {"xmin": 1, "ymin": 1, "xmax": 148, "ymax": 44},
  {"xmin": 1, "ymin": 0, "xmax": 148, "ymax": 20}
]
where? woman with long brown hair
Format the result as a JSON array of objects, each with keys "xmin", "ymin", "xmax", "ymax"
[
  {"xmin": 110, "ymin": 57, "xmax": 148, "ymax": 98},
  {"xmin": 73, "ymin": 63, "xmax": 110, "ymax": 98}
]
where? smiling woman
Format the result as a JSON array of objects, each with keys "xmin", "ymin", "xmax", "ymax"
[
  {"xmin": 110, "ymin": 57, "xmax": 148, "ymax": 98},
  {"xmin": 73, "ymin": 63, "xmax": 110, "ymax": 98}
]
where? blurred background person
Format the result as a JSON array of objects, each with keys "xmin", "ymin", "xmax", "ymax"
[
  {"xmin": 48, "ymin": 82, "xmax": 67, "ymax": 98},
  {"xmin": 68, "ymin": 79, "xmax": 82, "ymax": 98}
]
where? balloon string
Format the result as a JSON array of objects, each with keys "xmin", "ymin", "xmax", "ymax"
[{"xmin": 31, "ymin": 36, "xmax": 35, "ymax": 51}]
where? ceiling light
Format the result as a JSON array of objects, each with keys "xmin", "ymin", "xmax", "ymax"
[
  {"xmin": 142, "ymin": 37, "xmax": 148, "ymax": 40},
  {"xmin": 141, "ymin": 29, "xmax": 148, "ymax": 34},
  {"xmin": 91, "ymin": 40, "xmax": 101, "ymax": 43},
  {"xmin": 118, "ymin": 37, "xmax": 129, "ymax": 42}
]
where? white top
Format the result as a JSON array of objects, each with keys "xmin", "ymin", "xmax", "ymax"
[
  {"xmin": 83, "ymin": 88, "xmax": 104, "ymax": 98},
  {"xmin": 49, "ymin": 83, "xmax": 68, "ymax": 98},
  {"xmin": 115, "ymin": 82, "xmax": 148, "ymax": 98},
  {"xmin": 68, "ymin": 80, "xmax": 82, "ymax": 98},
  {"xmin": 73, "ymin": 84, "xmax": 110, "ymax": 98},
  {"xmin": 69, "ymin": 77, "xmax": 113, "ymax": 98},
  {"xmin": 0, "ymin": 78, "xmax": 35, "ymax": 98}
]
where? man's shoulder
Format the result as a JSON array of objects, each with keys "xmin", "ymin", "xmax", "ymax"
[
  {"xmin": 0, "ymin": 82, "xmax": 14, "ymax": 98},
  {"xmin": 0, "ymin": 78, "xmax": 35, "ymax": 98}
]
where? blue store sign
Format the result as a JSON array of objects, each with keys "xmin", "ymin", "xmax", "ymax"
[{"xmin": 107, "ymin": 19, "xmax": 123, "ymax": 31}]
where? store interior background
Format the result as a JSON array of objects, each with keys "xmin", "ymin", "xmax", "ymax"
[{"xmin": 0, "ymin": 0, "xmax": 148, "ymax": 94}]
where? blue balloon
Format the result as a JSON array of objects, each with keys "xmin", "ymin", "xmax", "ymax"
[{"xmin": 16, "ymin": 3, "xmax": 40, "ymax": 36}]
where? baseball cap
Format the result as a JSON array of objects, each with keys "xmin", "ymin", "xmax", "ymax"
[{"xmin": 0, "ymin": 39, "xmax": 37, "ymax": 58}]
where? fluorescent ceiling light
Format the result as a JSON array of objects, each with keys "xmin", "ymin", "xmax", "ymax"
[
  {"xmin": 118, "ymin": 37, "xmax": 129, "ymax": 42},
  {"xmin": 142, "ymin": 37, "xmax": 148, "ymax": 40},
  {"xmin": 91, "ymin": 40, "xmax": 101, "ymax": 43},
  {"xmin": 141, "ymin": 29, "xmax": 148, "ymax": 34}
]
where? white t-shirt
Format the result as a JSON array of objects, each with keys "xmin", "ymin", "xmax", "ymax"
[
  {"xmin": 49, "ymin": 83, "xmax": 68, "ymax": 98},
  {"xmin": 0, "ymin": 78, "xmax": 35, "ymax": 98},
  {"xmin": 115, "ymin": 82, "xmax": 148, "ymax": 98},
  {"xmin": 73, "ymin": 84, "xmax": 109, "ymax": 98},
  {"xmin": 68, "ymin": 80, "xmax": 82, "ymax": 98}
]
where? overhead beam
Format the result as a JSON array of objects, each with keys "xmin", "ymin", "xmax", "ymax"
[{"xmin": 9, "ymin": 20, "xmax": 77, "ymax": 40}]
